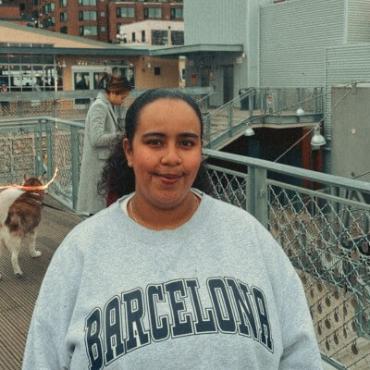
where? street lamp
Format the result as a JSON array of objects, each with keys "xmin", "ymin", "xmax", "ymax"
[
  {"xmin": 310, "ymin": 125, "xmax": 326, "ymax": 149},
  {"xmin": 244, "ymin": 125, "xmax": 255, "ymax": 137}
]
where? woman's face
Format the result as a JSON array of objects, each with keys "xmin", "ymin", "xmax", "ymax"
[
  {"xmin": 123, "ymin": 98, "xmax": 202, "ymax": 210},
  {"xmin": 107, "ymin": 91, "xmax": 129, "ymax": 106}
]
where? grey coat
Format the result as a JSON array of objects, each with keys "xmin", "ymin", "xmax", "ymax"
[{"xmin": 77, "ymin": 92, "xmax": 122, "ymax": 214}]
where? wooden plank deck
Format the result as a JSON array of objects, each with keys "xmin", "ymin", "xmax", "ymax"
[{"xmin": 0, "ymin": 195, "xmax": 81, "ymax": 370}]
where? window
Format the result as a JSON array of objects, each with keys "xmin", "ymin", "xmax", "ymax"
[
  {"xmin": 100, "ymin": 11, "xmax": 105, "ymax": 17},
  {"xmin": 170, "ymin": 7, "xmax": 183, "ymax": 20},
  {"xmin": 44, "ymin": 3, "xmax": 55, "ymax": 13},
  {"xmin": 116, "ymin": 7, "xmax": 135, "ymax": 18},
  {"xmin": 144, "ymin": 7, "xmax": 162, "ymax": 19},
  {"xmin": 60, "ymin": 26, "xmax": 68, "ymax": 33},
  {"xmin": 59, "ymin": 0, "xmax": 67, "ymax": 6},
  {"xmin": 74, "ymin": 72, "xmax": 90, "ymax": 105},
  {"xmin": 151, "ymin": 30, "xmax": 168, "ymax": 45},
  {"xmin": 99, "ymin": 26, "xmax": 106, "ymax": 33},
  {"xmin": 78, "ymin": 0, "xmax": 96, "ymax": 5},
  {"xmin": 0, "ymin": 62, "xmax": 58, "ymax": 93},
  {"xmin": 60, "ymin": 12, "xmax": 67, "ymax": 22},
  {"xmin": 132, "ymin": 32, "xmax": 136, "ymax": 42},
  {"xmin": 171, "ymin": 30, "xmax": 184, "ymax": 45},
  {"xmin": 79, "ymin": 25, "xmax": 98, "ymax": 36},
  {"xmin": 141, "ymin": 30, "xmax": 146, "ymax": 42},
  {"xmin": 79, "ymin": 11, "xmax": 97, "ymax": 21},
  {"xmin": 154, "ymin": 67, "xmax": 161, "ymax": 76}
]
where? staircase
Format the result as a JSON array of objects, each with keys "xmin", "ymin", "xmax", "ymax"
[{"xmin": 203, "ymin": 87, "xmax": 324, "ymax": 150}]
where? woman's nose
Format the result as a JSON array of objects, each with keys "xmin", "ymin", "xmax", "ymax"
[{"xmin": 160, "ymin": 145, "xmax": 182, "ymax": 165}]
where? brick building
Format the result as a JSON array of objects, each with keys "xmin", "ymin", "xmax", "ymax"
[
  {"xmin": 7, "ymin": 0, "xmax": 183, "ymax": 43},
  {"xmin": 0, "ymin": 1, "xmax": 24, "ymax": 23}
]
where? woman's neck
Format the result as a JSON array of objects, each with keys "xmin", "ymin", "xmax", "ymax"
[{"xmin": 128, "ymin": 192, "xmax": 200, "ymax": 230}]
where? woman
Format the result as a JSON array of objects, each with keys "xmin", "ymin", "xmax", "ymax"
[
  {"xmin": 77, "ymin": 74, "xmax": 131, "ymax": 215},
  {"xmin": 23, "ymin": 89, "xmax": 322, "ymax": 369}
]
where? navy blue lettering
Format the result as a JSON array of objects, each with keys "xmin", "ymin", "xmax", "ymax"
[
  {"xmin": 253, "ymin": 287, "xmax": 273, "ymax": 351},
  {"xmin": 164, "ymin": 280, "xmax": 194, "ymax": 336},
  {"xmin": 122, "ymin": 289, "xmax": 150, "ymax": 351},
  {"xmin": 227, "ymin": 279, "xmax": 257, "ymax": 339},
  {"xmin": 85, "ymin": 308, "xmax": 103, "ymax": 370},
  {"xmin": 105, "ymin": 296, "xmax": 125, "ymax": 363},
  {"xmin": 147, "ymin": 284, "xmax": 169, "ymax": 341},
  {"xmin": 208, "ymin": 278, "xmax": 236, "ymax": 333},
  {"xmin": 186, "ymin": 279, "xmax": 216, "ymax": 333}
]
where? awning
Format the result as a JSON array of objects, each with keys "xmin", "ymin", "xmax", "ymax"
[{"xmin": 149, "ymin": 43, "xmax": 244, "ymax": 57}]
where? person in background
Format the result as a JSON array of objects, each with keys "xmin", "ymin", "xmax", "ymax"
[
  {"xmin": 22, "ymin": 89, "xmax": 322, "ymax": 369},
  {"xmin": 77, "ymin": 74, "xmax": 131, "ymax": 215}
]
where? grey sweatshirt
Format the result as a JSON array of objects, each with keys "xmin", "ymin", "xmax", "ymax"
[{"xmin": 22, "ymin": 193, "xmax": 323, "ymax": 370}]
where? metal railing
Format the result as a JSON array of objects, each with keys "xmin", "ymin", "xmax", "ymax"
[
  {"xmin": 0, "ymin": 110, "xmax": 368, "ymax": 368},
  {"xmin": 0, "ymin": 87, "xmax": 214, "ymax": 120},
  {"xmin": 203, "ymin": 87, "xmax": 324, "ymax": 149}
]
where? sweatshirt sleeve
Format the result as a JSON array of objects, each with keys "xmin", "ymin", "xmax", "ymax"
[
  {"xmin": 278, "ymin": 264, "xmax": 323, "ymax": 369},
  {"xmin": 22, "ymin": 236, "xmax": 82, "ymax": 370},
  {"xmin": 253, "ymin": 221, "xmax": 323, "ymax": 369},
  {"xmin": 87, "ymin": 102, "xmax": 117, "ymax": 148}
]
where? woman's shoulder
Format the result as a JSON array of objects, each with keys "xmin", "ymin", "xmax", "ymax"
[
  {"xmin": 203, "ymin": 193, "xmax": 256, "ymax": 223},
  {"xmin": 57, "ymin": 205, "xmax": 120, "ymax": 253}
]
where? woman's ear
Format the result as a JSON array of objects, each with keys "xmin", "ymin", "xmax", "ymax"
[{"xmin": 123, "ymin": 138, "xmax": 133, "ymax": 167}]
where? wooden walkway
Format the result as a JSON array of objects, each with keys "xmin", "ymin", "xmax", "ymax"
[{"xmin": 0, "ymin": 195, "xmax": 81, "ymax": 370}]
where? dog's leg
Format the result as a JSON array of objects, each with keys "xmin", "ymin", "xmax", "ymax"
[
  {"xmin": 26, "ymin": 230, "xmax": 42, "ymax": 258},
  {"xmin": 8, "ymin": 235, "xmax": 23, "ymax": 277}
]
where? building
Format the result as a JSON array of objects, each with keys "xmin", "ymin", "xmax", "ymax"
[
  {"xmin": 6, "ymin": 0, "xmax": 183, "ymax": 43},
  {"xmin": 117, "ymin": 20, "xmax": 184, "ymax": 46},
  {"xmin": 155, "ymin": 0, "xmax": 370, "ymax": 181},
  {"xmin": 0, "ymin": 21, "xmax": 183, "ymax": 101},
  {"xmin": 0, "ymin": 1, "xmax": 25, "ymax": 23},
  {"xmin": 109, "ymin": 0, "xmax": 183, "ymax": 43}
]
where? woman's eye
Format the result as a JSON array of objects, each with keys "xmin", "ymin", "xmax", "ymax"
[
  {"xmin": 180, "ymin": 140, "xmax": 195, "ymax": 147},
  {"xmin": 146, "ymin": 139, "xmax": 163, "ymax": 146}
]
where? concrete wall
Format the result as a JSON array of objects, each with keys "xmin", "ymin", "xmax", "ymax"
[
  {"xmin": 184, "ymin": 0, "xmax": 248, "ymax": 45},
  {"xmin": 347, "ymin": 0, "xmax": 370, "ymax": 43},
  {"xmin": 260, "ymin": 0, "xmax": 346, "ymax": 87},
  {"xmin": 135, "ymin": 56, "xmax": 180, "ymax": 88},
  {"xmin": 331, "ymin": 87, "xmax": 370, "ymax": 182}
]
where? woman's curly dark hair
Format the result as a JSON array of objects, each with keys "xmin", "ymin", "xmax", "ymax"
[{"xmin": 98, "ymin": 89, "xmax": 212, "ymax": 198}]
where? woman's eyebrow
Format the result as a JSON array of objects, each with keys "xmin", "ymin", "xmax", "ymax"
[
  {"xmin": 142, "ymin": 132, "xmax": 165, "ymax": 138},
  {"xmin": 142, "ymin": 132, "xmax": 200, "ymax": 138},
  {"xmin": 178, "ymin": 132, "xmax": 200, "ymax": 138}
]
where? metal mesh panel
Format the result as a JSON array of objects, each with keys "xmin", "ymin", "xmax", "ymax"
[
  {"xmin": 205, "ymin": 160, "xmax": 369, "ymax": 369},
  {"xmin": 267, "ymin": 182, "xmax": 370, "ymax": 369},
  {"xmin": 206, "ymin": 164, "xmax": 247, "ymax": 209},
  {"xmin": 0, "ymin": 126, "xmax": 37, "ymax": 185},
  {"xmin": 0, "ymin": 98, "xmax": 89, "ymax": 121},
  {"xmin": 47, "ymin": 122, "xmax": 84, "ymax": 207}
]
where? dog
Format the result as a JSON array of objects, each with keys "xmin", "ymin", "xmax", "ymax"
[{"xmin": 0, "ymin": 176, "xmax": 44, "ymax": 279}]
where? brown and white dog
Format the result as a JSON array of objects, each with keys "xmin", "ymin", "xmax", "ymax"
[{"xmin": 0, "ymin": 176, "xmax": 44, "ymax": 279}]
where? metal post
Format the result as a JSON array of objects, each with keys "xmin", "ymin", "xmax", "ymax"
[
  {"xmin": 249, "ymin": 89, "xmax": 254, "ymax": 118},
  {"xmin": 228, "ymin": 103, "xmax": 233, "ymax": 136},
  {"xmin": 46, "ymin": 120, "xmax": 53, "ymax": 179},
  {"xmin": 70, "ymin": 126, "xmax": 80, "ymax": 210},
  {"xmin": 35, "ymin": 120, "xmax": 44, "ymax": 176},
  {"xmin": 247, "ymin": 166, "xmax": 268, "ymax": 227},
  {"xmin": 204, "ymin": 113, "xmax": 211, "ymax": 148}
]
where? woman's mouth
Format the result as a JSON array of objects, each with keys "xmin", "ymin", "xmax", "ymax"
[{"xmin": 155, "ymin": 173, "xmax": 182, "ymax": 185}]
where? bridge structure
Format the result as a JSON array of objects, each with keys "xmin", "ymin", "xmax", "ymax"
[{"xmin": 0, "ymin": 89, "xmax": 369, "ymax": 369}]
